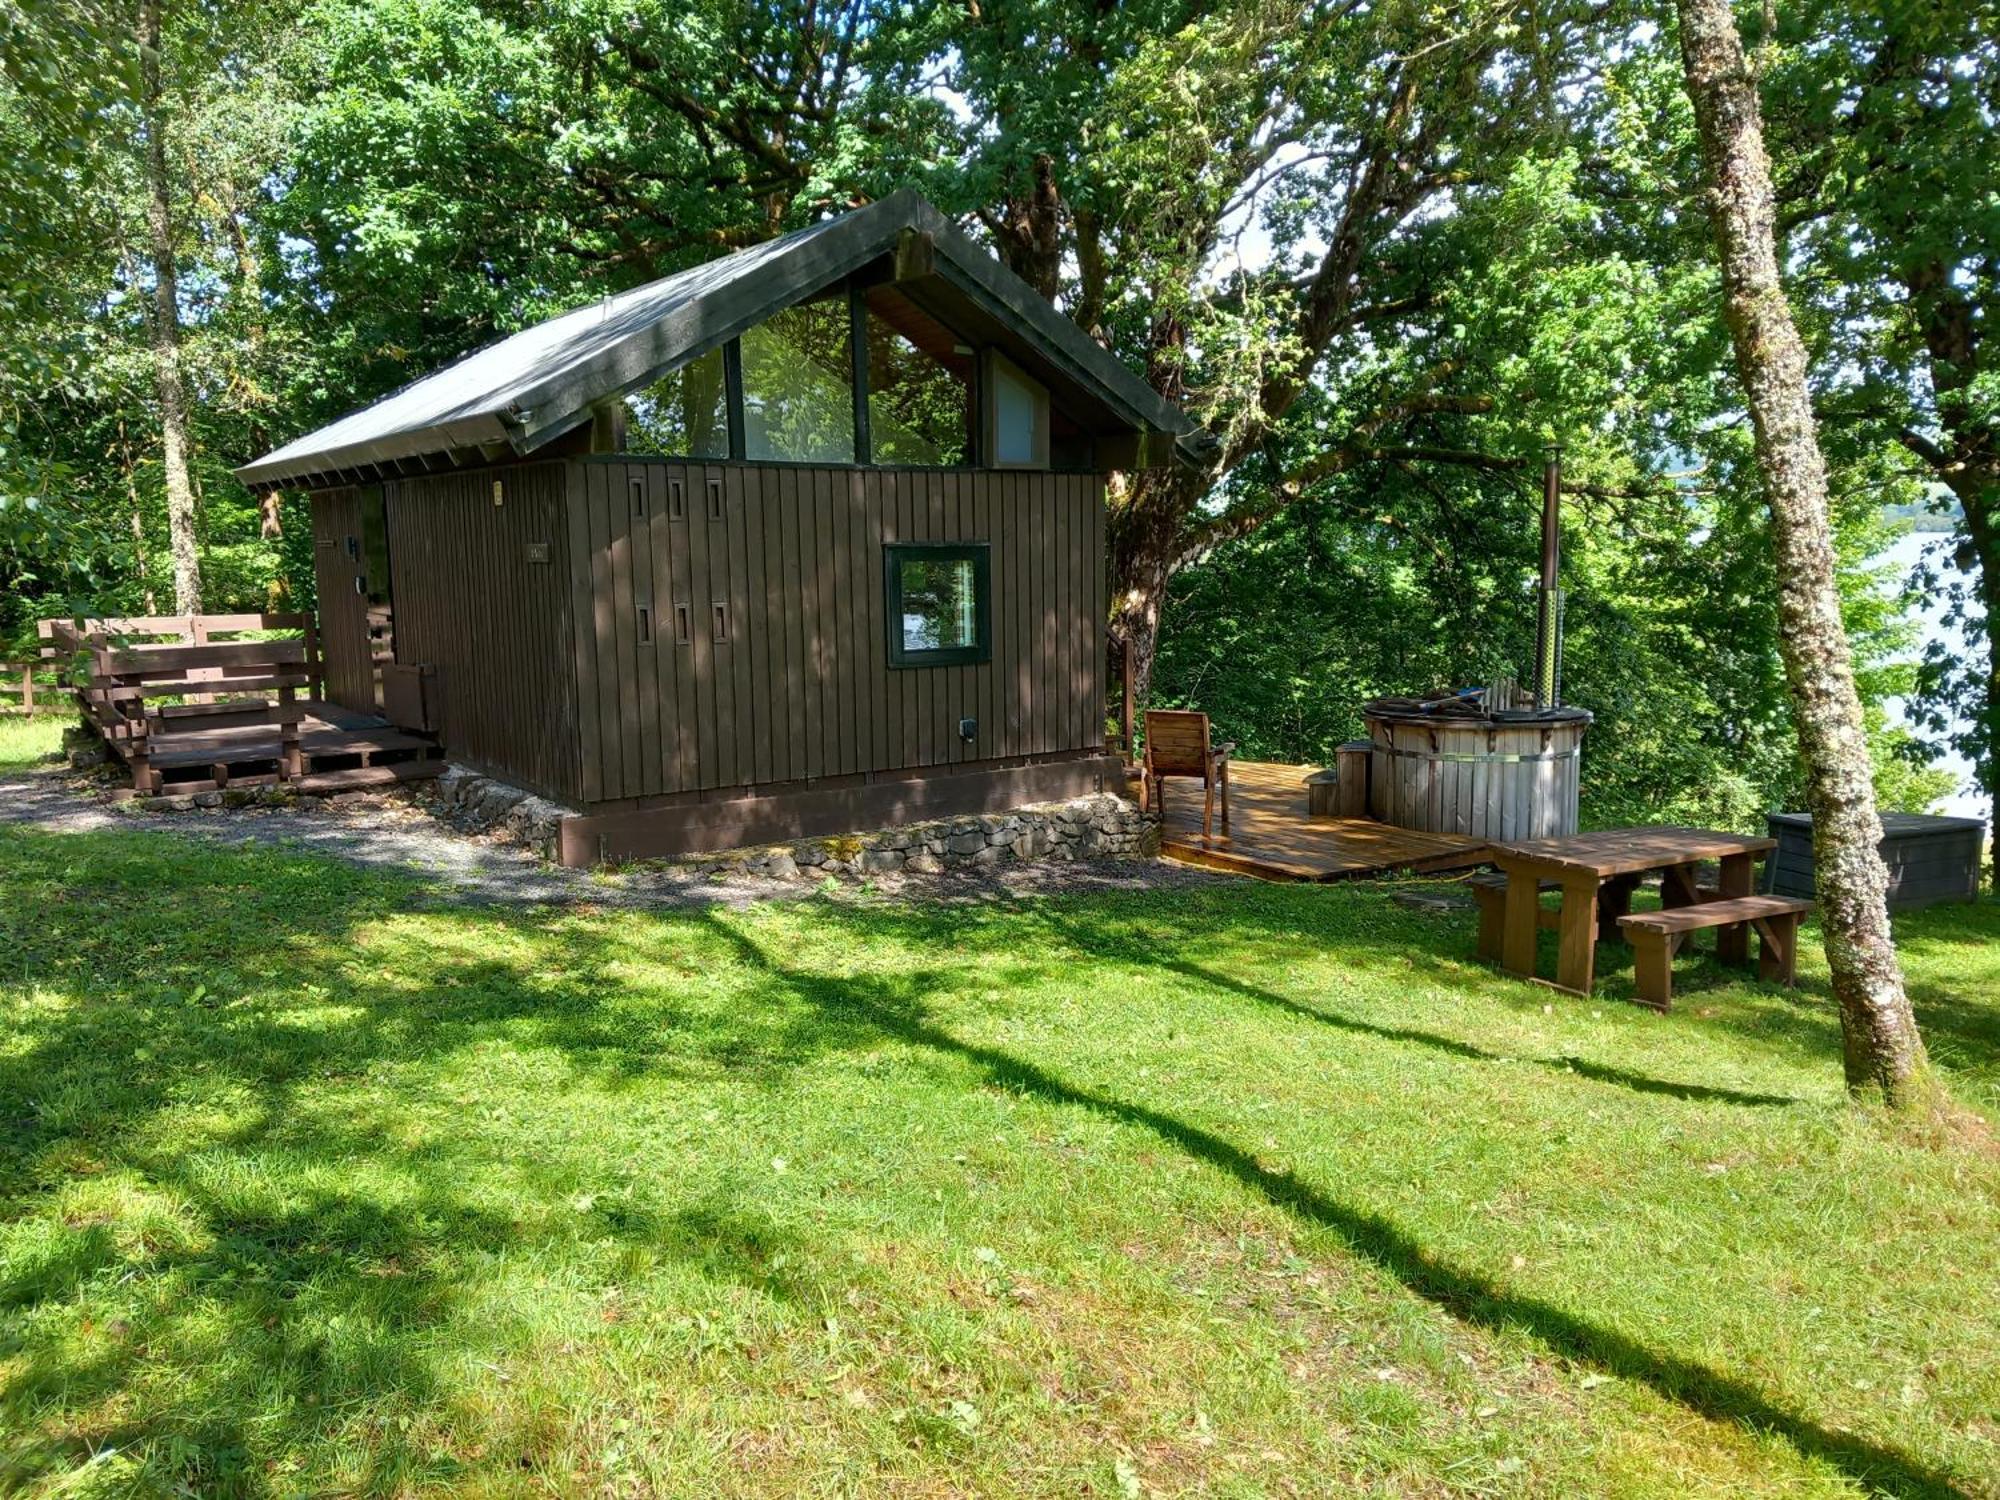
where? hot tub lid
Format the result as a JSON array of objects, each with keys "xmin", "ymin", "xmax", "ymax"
[{"xmin": 1362, "ymin": 694, "xmax": 1593, "ymax": 729}]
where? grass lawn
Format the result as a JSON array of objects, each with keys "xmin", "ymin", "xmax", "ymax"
[
  {"xmin": 0, "ymin": 715, "xmax": 66, "ymax": 774},
  {"xmin": 1, "ymin": 740, "xmax": 1996, "ymax": 1495}
]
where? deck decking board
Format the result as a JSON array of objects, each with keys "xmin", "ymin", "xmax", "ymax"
[
  {"xmin": 96, "ymin": 699, "xmax": 441, "ymax": 788},
  {"xmin": 1158, "ymin": 759, "xmax": 1489, "ymax": 881}
]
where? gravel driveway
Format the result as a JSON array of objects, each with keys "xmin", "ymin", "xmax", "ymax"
[{"xmin": 0, "ymin": 763, "xmax": 1227, "ymax": 910}]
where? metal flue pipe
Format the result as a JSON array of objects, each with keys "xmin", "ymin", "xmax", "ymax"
[{"xmin": 1535, "ymin": 449, "xmax": 1562, "ymax": 708}]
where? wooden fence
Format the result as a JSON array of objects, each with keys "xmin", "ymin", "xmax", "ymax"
[{"xmin": 0, "ymin": 660, "xmax": 65, "ymax": 714}]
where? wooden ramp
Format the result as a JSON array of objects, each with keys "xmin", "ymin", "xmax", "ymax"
[{"xmin": 1158, "ymin": 759, "xmax": 1489, "ymax": 881}]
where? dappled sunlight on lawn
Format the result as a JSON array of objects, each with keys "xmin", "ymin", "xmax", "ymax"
[{"xmin": 0, "ymin": 826, "xmax": 1995, "ymax": 1496}]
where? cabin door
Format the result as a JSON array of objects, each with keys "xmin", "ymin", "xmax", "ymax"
[{"xmin": 310, "ymin": 487, "xmax": 380, "ymax": 712}]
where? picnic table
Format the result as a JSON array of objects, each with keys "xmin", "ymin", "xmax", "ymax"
[{"xmin": 1489, "ymin": 826, "xmax": 1776, "ymax": 995}]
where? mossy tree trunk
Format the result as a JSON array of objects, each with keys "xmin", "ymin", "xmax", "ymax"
[{"xmin": 1675, "ymin": 0, "xmax": 1935, "ymax": 1108}]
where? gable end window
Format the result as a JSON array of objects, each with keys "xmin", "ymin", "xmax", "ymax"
[
  {"xmin": 983, "ymin": 351, "xmax": 1050, "ymax": 469},
  {"xmin": 885, "ymin": 543, "xmax": 990, "ymax": 667}
]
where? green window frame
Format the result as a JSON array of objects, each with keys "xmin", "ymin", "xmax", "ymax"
[{"xmin": 884, "ymin": 542, "xmax": 991, "ymax": 668}]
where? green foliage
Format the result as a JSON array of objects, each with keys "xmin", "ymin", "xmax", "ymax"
[{"xmin": 0, "ymin": 0, "xmax": 1976, "ymax": 826}]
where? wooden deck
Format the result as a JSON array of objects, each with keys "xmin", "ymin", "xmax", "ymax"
[
  {"xmin": 44, "ymin": 612, "xmax": 444, "ymax": 797},
  {"xmin": 1157, "ymin": 759, "xmax": 1490, "ymax": 881},
  {"xmin": 129, "ymin": 699, "xmax": 443, "ymax": 795}
]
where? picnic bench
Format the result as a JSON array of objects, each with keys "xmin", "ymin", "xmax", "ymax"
[
  {"xmin": 1618, "ymin": 894, "xmax": 1813, "ymax": 1010},
  {"xmin": 1487, "ymin": 825, "xmax": 1779, "ymax": 997}
]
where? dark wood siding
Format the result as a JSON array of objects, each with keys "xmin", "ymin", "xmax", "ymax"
[
  {"xmin": 308, "ymin": 488, "xmax": 374, "ymax": 713},
  {"xmin": 568, "ymin": 460, "xmax": 1106, "ymax": 805},
  {"xmin": 384, "ymin": 462, "xmax": 582, "ymax": 801}
]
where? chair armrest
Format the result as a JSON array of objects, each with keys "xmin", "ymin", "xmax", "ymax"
[{"xmin": 1211, "ymin": 742, "xmax": 1236, "ymax": 761}]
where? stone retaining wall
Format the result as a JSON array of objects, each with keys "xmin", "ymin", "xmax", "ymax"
[
  {"xmin": 426, "ymin": 767, "xmax": 1155, "ymax": 878},
  {"xmin": 712, "ymin": 794, "xmax": 1158, "ymax": 880},
  {"xmin": 425, "ymin": 767, "xmax": 573, "ymax": 861}
]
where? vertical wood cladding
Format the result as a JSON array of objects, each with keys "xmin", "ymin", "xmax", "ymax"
[
  {"xmin": 308, "ymin": 488, "xmax": 375, "ymax": 713},
  {"xmin": 384, "ymin": 462, "xmax": 582, "ymax": 801},
  {"xmin": 568, "ymin": 460, "xmax": 1106, "ymax": 804}
]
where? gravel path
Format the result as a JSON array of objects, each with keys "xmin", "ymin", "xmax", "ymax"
[{"xmin": 0, "ymin": 763, "xmax": 1230, "ymax": 910}]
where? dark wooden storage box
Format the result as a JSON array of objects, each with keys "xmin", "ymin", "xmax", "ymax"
[
  {"xmin": 1763, "ymin": 811, "xmax": 1986, "ymax": 910},
  {"xmin": 380, "ymin": 661, "xmax": 439, "ymax": 733}
]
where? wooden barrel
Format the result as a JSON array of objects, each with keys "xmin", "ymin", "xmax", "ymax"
[{"xmin": 1364, "ymin": 707, "xmax": 1589, "ymax": 841}]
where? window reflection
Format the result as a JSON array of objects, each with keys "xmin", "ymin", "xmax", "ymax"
[
  {"xmin": 886, "ymin": 544, "xmax": 989, "ymax": 666},
  {"xmin": 624, "ymin": 347, "xmax": 729, "ymax": 459},
  {"xmin": 864, "ymin": 291, "xmax": 971, "ymax": 466},
  {"xmin": 741, "ymin": 299, "xmax": 855, "ymax": 463}
]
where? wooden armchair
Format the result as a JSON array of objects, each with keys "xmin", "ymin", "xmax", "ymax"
[{"xmin": 1143, "ymin": 710, "xmax": 1234, "ymax": 839}]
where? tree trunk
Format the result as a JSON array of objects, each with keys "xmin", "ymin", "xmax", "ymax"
[
  {"xmin": 991, "ymin": 154, "xmax": 1065, "ymax": 300},
  {"xmin": 117, "ymin": 418, "xmax": 159, "ymax": 615},
  {"xmin": 1675, "ymin": 0, "xmax": 1935, "ymax": 1109},
  {"xmin": 1108, "ymin": 465, "xmax": 1208, "ymax": 710},
  {"xmin": 138, "ymin": 0, "xmax": 201, "ymax": 615},
  {"xmin": 1947, "ymin": 477, "xmax": 2000, "ymax": 894},
  {"xmin": 1903, "ymin": 266, "xmax": 1999, "ymax": 893}
]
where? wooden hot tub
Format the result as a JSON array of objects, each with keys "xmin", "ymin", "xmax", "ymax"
[{"xmin": 1363, "ymin": 700, "xmax": 1590, "ymax": 842}]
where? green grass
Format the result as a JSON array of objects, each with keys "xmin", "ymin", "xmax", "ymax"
[
  {"xmin": 0, "ymin": 819, "xmax": 1996, "ymax": 1497},
  {"xmin": 0, "ymin": 714, "xmax": 65, "ymax": 773}
]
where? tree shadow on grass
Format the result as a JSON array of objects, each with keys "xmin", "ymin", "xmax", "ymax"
[
  {"xmin": 0, "ymin": 826, "xmax": 1985, "ymax": 1495},
  {"xmin": 1006, "ymin": 877, "xmax": 1998, "ymax": 1105},
  {"xmin": 898, "ymin": 889, "xmax": 1810, "ymax": 1109},
  {"xmin": 1583, "ymin": 900, "xmax": 2000, "ymax": 1089},
  {"xmin": 1149, "ymin": 951, "xmax": 1805, "ymax": 1108},
  {"xmin": 0, "ymin": 828, "xmax": 831, "ymax": 1495},
  {"xmin": 702, "ymin": 909, "xmax": 1972, "ymax": 1499}
]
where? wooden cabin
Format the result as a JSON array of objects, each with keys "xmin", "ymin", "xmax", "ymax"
[{"xmin": 236, "ymin": 191, "xmax": 1197, "ymax": 865}]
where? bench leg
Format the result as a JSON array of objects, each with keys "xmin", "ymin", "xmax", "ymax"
[
  {"xmin": 1597, "ymin": 874, "xmax": 1640, "ymax": 942},
  {"xmin": 1630, "ymin": 929, "xmax": 1675, "ymax": 1011},
  {"xmin": 1555, "ymin": 876, "xmax": 1601, "ymax": 995},
  {"xmin": 1202, "ymin": 777, "xmax": 1214, "ymax": 841},
  {"xmin": 1660, "ymin": 863, "xmax": 1702, "ymax": 910},
  {"xmin": 1717, "ymin": 852, "xmax": 1754, "ymax": 966},
  {"xmin": 1219, "ymin": 761, "xmax": 1230, "ymax": 828},
  {"xmin": 1501, "ymin": 870, "xmax": 1541, "ymax": 979},
  {"xmin": 1757, "ymin": 913, "xmax": 1800, "ymax": 987},
  {"xmin": 1474, "ymin": 886, "xmax": 1504, "ymax": 962}
]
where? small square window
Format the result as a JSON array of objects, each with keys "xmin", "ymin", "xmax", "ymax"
[{"xmin": 885, "ymin": 543, "xmax": 990, "ymax": 667}]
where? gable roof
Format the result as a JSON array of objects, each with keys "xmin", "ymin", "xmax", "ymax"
[{"xmin": 237, "ymin": 189, "xmax": 1196, "ymax": 491}]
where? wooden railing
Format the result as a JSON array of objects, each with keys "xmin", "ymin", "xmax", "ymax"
[
  {"xmin": 38, "ymin": 613, "xmax": 322, "ymax": 793},
  {"xmin": 39, "ymin": 613, "xmax": 324, "ymax": 701}
]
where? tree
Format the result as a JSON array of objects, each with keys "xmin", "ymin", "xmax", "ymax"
[
  {"xmin": 136, "ymin": 0, "xmax": 201, "ymax": 613},
  {"xmin": 1754, "ymin": 0, "xmax": 2000, "ymax": 889},
  {"xmin": 1673, "ymin": 0, "xmax": 1933, "ymax": 1109},
  {"xmin": 926, "ymin": 0, "xmax": 1744, "ymax": 711}
]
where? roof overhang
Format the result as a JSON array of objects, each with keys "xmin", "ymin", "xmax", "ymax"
[{"xmin": 236, "ymin": 189, "xmax": 1199, "ymax": 493}]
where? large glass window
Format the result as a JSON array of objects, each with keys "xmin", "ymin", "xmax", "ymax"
[
  {"xmin": 624, "ymin": 347, "xmax": 729, "ymax": 458},
  {"xmin": 863, "ymin": 292, "xmax": 971, "ymax": 466},
  {"xmin": 885, "ymin": 543, "xmax": 990, "ymax": 667},
  {"xmin": 741, "ymin": 298, "xmax": 855, "ymax": 462}
]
